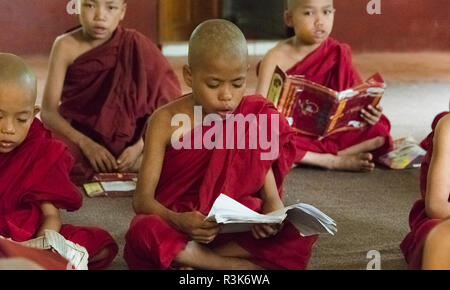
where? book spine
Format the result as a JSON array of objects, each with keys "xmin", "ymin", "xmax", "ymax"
[
  {"xmin": 326, "ymin": 99, "xmax": 347, "ymax": 134},
  {"xmin": 278, "ymin": 80, "xmax": 291, "ymax": 115}
]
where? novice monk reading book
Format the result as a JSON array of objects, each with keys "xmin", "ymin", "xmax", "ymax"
[
  {"xmin": 124, "ymin": 20, "xmax": 317, "ymax": 270},
  {"xmin": 401, "ymin": 111, "xmax": 450, "ymax": 270},
  {"xmin": 41, "ymin": 0, "xmax": 181, "ymax": 183},
  {"xmin": 0, "ymin": 54, "xmax": 118, "ymax": 270},
  {"xmin": 256, "ymin": 0, "xmax": 393, "ymax": 172}
]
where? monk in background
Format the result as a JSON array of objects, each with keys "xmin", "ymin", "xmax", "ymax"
[
  {"xmin": 41, "ymin": 0, "xmax": 181, "ymax": 183},
  {"xmin": 256, "ymin": 0, "xmax": 393, "ymax": 172},
  {"xmin": 0, "ymin": 53, "xmax": 118, "ymax": 269},
  {"xmin": 124, "ymin": 19, "xmax": 317, "ymax": 270}
]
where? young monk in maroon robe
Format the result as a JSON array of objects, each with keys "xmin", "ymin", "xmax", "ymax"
[
  {"xmin": 256, "ymin": 0, "xmax": 392, "ymax": 172},
  {"xmin": 400, "ymin": 111, "xmax": 450, "ymax": 270},
  {"xmin": 124, "ymin": 20, "xmax": 318, "ymax": 270},
  {"xmin": 0, "ymin": 53, "xmax": 118, "ymax": 270},
  {"xmin": 41, "ymin": 0, "xmax": 181, "ymax": 183}
]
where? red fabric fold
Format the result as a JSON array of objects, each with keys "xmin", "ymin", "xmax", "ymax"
[
  {"xmin": 124, "ymin": 95, "xmax": 317, "ymax": 270},
  {"xmin": 285, "ymin": 38, "xmax": 392, "ymax": 161},
  {"xmin": 400, "ymin": 112, "xmax": 449, "ymax": 269},
  {"xmin": 59, "ymin": 26, "xmax": 181, "ymax": 180},
  {"xmin": 0, "ymin": 119, "xmax": 117, "ymax": 269}
]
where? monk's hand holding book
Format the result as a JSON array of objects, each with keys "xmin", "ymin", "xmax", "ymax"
[
  {"xmin": 252, "ymin": 195, "xmax": 285, "ymax": 239},
  {"xmin": 79, "ymin": 137, "xmax": 118, "ymax": 173},
  {"xmin": 361, "ymin": 104, "xmax": 383, "ymax": 126},
  {"xmin": 173, "ymin": 211, "xmax": 221, "ymax": 244}
]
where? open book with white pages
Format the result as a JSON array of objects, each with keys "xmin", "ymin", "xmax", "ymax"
[
  {"xmin": 20, "ymin": 230, "xmax": 89, "ymax": 270},
  {"xmin": 206, "ymin": 194, "xmax": 337, "ymax": 237}
]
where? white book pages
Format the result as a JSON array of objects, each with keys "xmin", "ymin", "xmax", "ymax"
[
  {"xmin": 20, "ymin": 230, "xmax": 89, "ymax": 270},
  {"xmin": 101, "ymin": 181, "xmax": 136, "ymax": 192},
  {"xmin": 206, "ymin": 194, "xmax": 337, "ymax": 236}
]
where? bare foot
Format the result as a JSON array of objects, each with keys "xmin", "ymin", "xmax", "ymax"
[{"xmin": 330, "ymin": 153, "xmax": 375, "ymax": 172}]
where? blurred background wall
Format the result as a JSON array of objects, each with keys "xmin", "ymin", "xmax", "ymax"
[{"xmin": 1, "ymin": 0, "xmax": 449, "ymax": 55}]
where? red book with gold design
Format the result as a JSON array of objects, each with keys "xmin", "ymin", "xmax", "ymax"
[{"xmin": 267, "ymin": 66, "xmax": 385, "ymax": 138}]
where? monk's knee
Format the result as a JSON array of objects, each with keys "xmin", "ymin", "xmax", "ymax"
[
  {"xmin": 126, "ymin": 215, "xmax": 166, "ymax": 246},
  {"xmin": 423, "ymin": 219, "xmax": 450, "ymax": 268},
  {"xmin": 425, "ymin": 219, "xmax": 450, "ymax": 250},
  {"xmin": 124, "ymin": 215, "xmax": 186, "ymax": 269}
]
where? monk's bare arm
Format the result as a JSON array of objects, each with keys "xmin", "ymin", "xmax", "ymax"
[
  {"xmin": 132, "ymin": 109, "xmax": 173, "ymax": 218},
  {"xmin": 252, "ymin": 168, "xmax": 284, "ymax": 239},
  {"xmin": 260, "ymin": 168, "xmax": 284, "ymax": 213},
  {"xmin": 425, "ymin": 115, "xmax": 450, "ymax": 219},
  {"xmin": 133, "ymin": 107, "xmax": 220, "ymax": 242},
  {"xmin": 36, "ymin": 202, "xmax": 62, "ymax": 237},
  {"xmin": 255, "ymin": 49, "xmax": 281, "ymax": 98},
  {"xmin": 41, "ymin": 37, "xmax": 89, "ymax": 147}
]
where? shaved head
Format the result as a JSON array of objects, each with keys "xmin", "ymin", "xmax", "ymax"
[
  {"xmin": 286, "ymin": 0, "xmax": 334, "ymax": 11},
  {"xmin": 188, "ymin": 19, "xmax": 248, "ymax": 71},
  {"xmin": 0, "ymin": 53, "xmax": 37, "ymax": 103},
  {"xmin": 286, "ymin": 0, "xmax": 300, "ymax": 10}
]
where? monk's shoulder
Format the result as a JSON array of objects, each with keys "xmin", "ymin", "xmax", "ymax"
[
  {"xmin": 52, "ymin": 29, "xmax": 85, "ymax": 63},
  {"xmin": 123, "ymin": 28, "xmax": 160, "ymax": 52},
  {"xmin": 435, "ymin": 113, "xmax": 450, "ymax": 136},
  {"xmin": 326, "ymin": 37, "xmax": 353, "ymax": 58},
  {"xmin": 147, "ymin": 99, "xmax": 183, "ymax": 138},
  {"xmin": 263, "ymin": 41, "xmax": 290, "ymax": 63}
]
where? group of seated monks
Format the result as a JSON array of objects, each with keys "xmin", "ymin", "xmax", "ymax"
[{"xmin": 0, "ymin": 0, "xmax": 449, "ymax": 270}]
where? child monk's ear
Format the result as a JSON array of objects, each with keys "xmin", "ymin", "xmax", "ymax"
[
  {"xmin": 33, "ymin": 106, "xmax": 41, "ymax": 117},
  {"xmin": 284, "ymin": 10, "xmax": 293, "ymax": 27},
  {"xmin": 183, "ymin": 65, "xmax": 193, "ymax": 88}
]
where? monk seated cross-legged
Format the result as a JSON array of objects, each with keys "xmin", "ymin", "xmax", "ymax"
[
  {"xmin": 0, "ymin": 54, "xmax": 118, "ymax": 270},
  {"xmin": 124, "ymin": 20, "xmax": 318, "ymax": 270},
  {"xmin": 256, "ymin": 0, "xmax": 393, "ymax": 172},
  {"xmin": 41, "ymin": 0, "xmax": 181, "ymax": 184}
]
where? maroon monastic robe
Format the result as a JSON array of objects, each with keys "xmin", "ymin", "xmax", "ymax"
[
  {"xmin": 400, "ymin": 112, "xmax": 449, "ymax": 269},
  {"xmin": 0, "ymin": 119, "xmax": 118, "ymax": 270},
  {"xmin": 124, "ymin": 95, "xmax": 318, "ymax": 270},
  {"xmin": 58, "ymin": 26, "xmax": 181, "ymax": 182},
  {"xmin": 285, "ymin": 38, "xmax": 393, "ymax": 161}
]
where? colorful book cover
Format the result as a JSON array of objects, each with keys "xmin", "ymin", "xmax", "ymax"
[{"xmin": 267, "ymin": 66, "xmax": 385, "ymax": 137}]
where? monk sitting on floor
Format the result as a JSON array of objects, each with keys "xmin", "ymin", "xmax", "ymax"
[
  {"xmin": 123, "ymin": 19, "xmax": 317, "ymax": 270},
  {"xmin": 256, "ymin": 0, "xmax": 393, "ymax": 172},
  {"xmin": 401, "ymin": 110, "xmax": 450, "ymax": 270},
  {"xmin": 41, "ymin": 0, "xmax": 181, "ymax": 183},
  {"xmin": 0, "ymin": 53, "xmax": 118, "ymax": 270}
]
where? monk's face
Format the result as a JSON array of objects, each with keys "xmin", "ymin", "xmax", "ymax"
[
  {"xmin": 79, "ymin": 0, "xmax": 127, "ymax": 41},
  {"xmin": 285, "ymin": 0, "xmax": 335, "ymax": 45},
  {"xmin": 184, "ymin": 55, "xmax": 248, "ymax": 119},
  {"xmin": 0, "ymin": 83, "xmax": 39, "ymax": 154}
]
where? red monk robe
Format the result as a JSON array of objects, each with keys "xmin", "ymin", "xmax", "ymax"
[
  {"xmin": 400, "ymin": 112, "xmax": 449, "ymax": 270},
  {"xmin": 0, "ymin": 119, "xmax": 118, "ymax": 270},
  {"xmin": 58, "ymin": 26, "xmax": 181, "ymax": 183},
  {"xmin": 124, "ymin": 95, "xmax": 318, "ymax": 270},
  {"xmin": 285, "ymin": 37, "xmax": 393, "ymax": 161}
]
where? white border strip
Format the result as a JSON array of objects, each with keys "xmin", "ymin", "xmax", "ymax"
[{"xmin": 162, "ymin": 41, "xmax": 279, "ymax": 57}]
